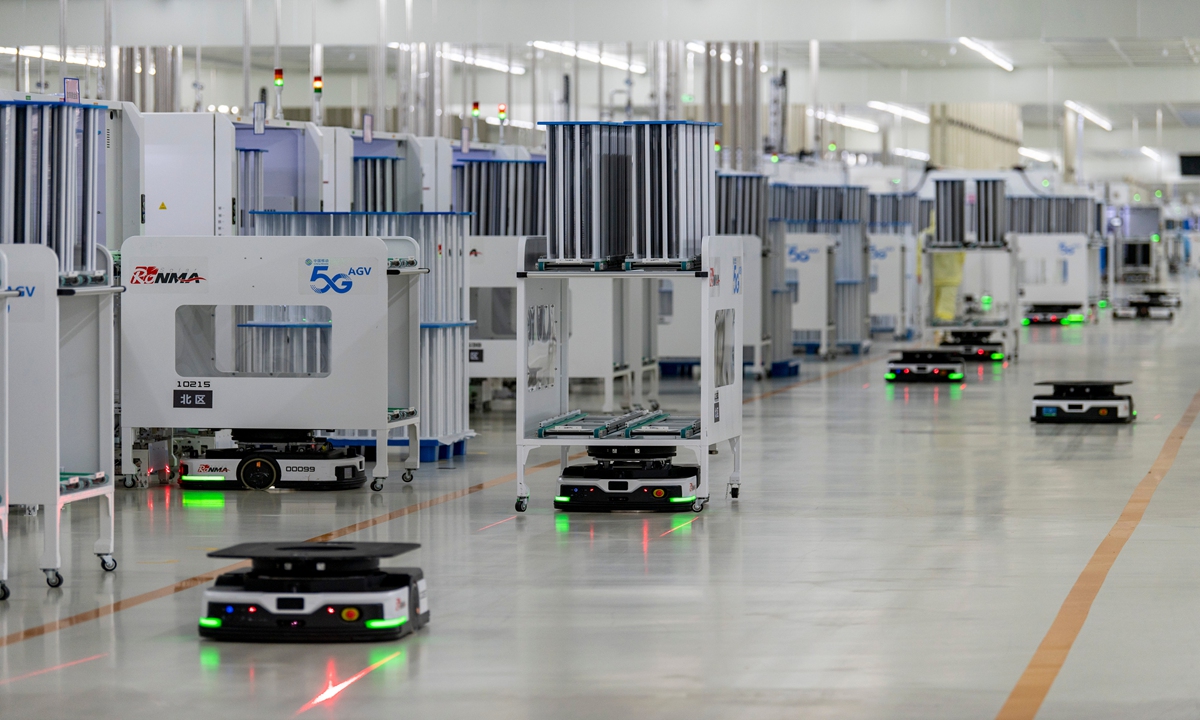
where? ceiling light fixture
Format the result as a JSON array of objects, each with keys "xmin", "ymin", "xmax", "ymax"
[
  {"xmin": 1063, "ymin": 100, "xmax": 1113, "ymax": 131},
  {"xmin": 893, "ymin": 148, "xmax": 931, "ymax": 161},
  {"xmin": 807, "ymin": 108, "xmax": 880, "ymax": 134},
  {"xmin": 1018, "ymin": 147, "xmax": 1053, "ymax": 163},
  {"xmin": 958, "ymin": 37, "xmax": 1014, "ymax": 72},
  {"xmin": 1141, "ymin": 146, "xmax": 1162, "ymax": 161},
  {"xmin": 867, "ymin": 101, "xmax": 930, "ymax": 124},
  {"xmin": 440, "ymin": 49, "xmax": 525, "ymax": 75},
  {"xmin": 531, "ymin": 42, "xmax": 646, "ymax": 74}
]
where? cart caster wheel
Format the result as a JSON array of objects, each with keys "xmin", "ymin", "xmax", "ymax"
[
  {"xmin": 370, "ymin": 479, "xmax": 384, "ymax": 492},
  {"xmin": 45, "ymin": 571, "xmax": 63, "ymax": 588},
  {"xmin": 730, "ymin": 486, "xmax": 740, "ymax": 499},
  {"xmin": 122, "ymin": 476, "xmax": 136, "ymax": 489},
  {"xmin": 691, "ymin": 500, "xmax": 705, "ymax": 513},
  {"xmin": 402, "ymin": 470, "xmax": 414, "ymax": 483},
  {"xmin": 100, "ymin": 556, "xmax": 117, "ymax": 572},
  {"xmin": 515, "ymin": 498, "xmax": 528, "ymax": 513},
  {"xmin": 0, "ymin": 582, "xmax": 9, "ymax": 601}
]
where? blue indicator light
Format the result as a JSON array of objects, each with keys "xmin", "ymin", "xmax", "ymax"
[{"xmin": 225, "ymin": 605, "xmax": 234, "ymax": 613}]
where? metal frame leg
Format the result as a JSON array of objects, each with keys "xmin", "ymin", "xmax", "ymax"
[
  {"xmin": 404, "ymin": 423, "xmax": 419, "ymax": 471},
  {"xmin": 602, "ymin": 374, "xmax": 616, "ymax": 413},
  {"xmin": 93, "ymin": 488, "xmax": 115, "ymax": 555},
  {"xmin": 727, "ymin": 436, "xmax": 741, "ymax": 498},
  {"xmin": 373, "ymin": 426, "xmax": 390, "ymax": 479},
  {"xmin": 120, "ymin": 424, "xmax": 134, "ymax": 483},
  {"xmin": 515, "ymin": 445, "xmax": 535, "ymax": 511},
  {"xmin": 41, "ymin": 496, "xmax": 63, "ymax": 572}
]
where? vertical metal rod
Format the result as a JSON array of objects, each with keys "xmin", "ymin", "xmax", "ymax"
[
  {"xmin": 273, "ymin": 0, "xmax": 283, "ymax": 119},
  {"xmin": 596, "ymin": 42, "xmax": 603, "ymax": 120},
  {"xmin": 243, "ymin": 0, "xmax": 252, "ymax": 111},
  {"xmin": 530, "ymin": 45, "xmax": 538, "ymax": 128},
  {"xmin": 101, "ymin": 0, "xmax": 113, "ymax": 99},
  {"xmin": 375, "ymin": 0, "xmax": 386, "ymax": 129}
]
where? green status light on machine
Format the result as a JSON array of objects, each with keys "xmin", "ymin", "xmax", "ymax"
[
  {"xmin": 1156, "ymin": 190, "xmax": 1163, "ymax": 198},
  {"xmin": 828, "ymin": 143, "xmax": 837, "ymax": 152},
  {"xmin": 990, "ymin": 352, "xmax": 1004, "ymax": 360},
  {"xmin": 1042, "ymin": 179, "xmax": 1051, "ymax": 187},
  {"xmin": 1134, "ymin": 193, "xmax": 1142, "ymax": 202},
  {"xmin": 948, "ymin": 372, "xmax": 964, "ymax": 380},
  {"xmin": 1152, "ymin": 234, "xmax": 1161, "ymax": 242},
  {"xmin": 771, "ymin": 154, "xmax": 780, "ymax": 163},
  {"xmin": 885, "ymin": 372, "xmax": 897, "ymax": 380},
  {"xmin": 980, "ymin": 295, "xmax": 993, "ymax": 310},
  {"xmin": 1022, "ymin": 318, "xmax": 1031, "ymax": 325},
  {"xmin": 1098, "ymin": 299, "xmax": 1108, "ymax": 308}
]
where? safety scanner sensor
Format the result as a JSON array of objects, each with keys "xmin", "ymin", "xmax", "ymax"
[
  {"xmin": 198, "ymin": 542, "xmax": 429, "ymax": 643},
  {"xmin": 1031, "ymin": 381, "xmax": 1135, "ymax": 424}
]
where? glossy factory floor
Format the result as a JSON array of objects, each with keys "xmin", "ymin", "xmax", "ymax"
[{"xmin": 4, "ymin": 285, "xmax": 1200, "ymax": 719}]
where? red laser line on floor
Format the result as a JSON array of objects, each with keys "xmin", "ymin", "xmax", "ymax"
[
  {"xmin": 0, "ymin": 652, "xmax": 107, "ymax": 685},
  {"xmin": 476, "ymin": 515, "xmax": 517, "ymax": 531},
  {"xmin": 294, "ymin": 650, "xmax": 403, "ymax": 715},
  {"xmin": 660, "ymin": 517, "xmax": 700, "ymax": 537}
]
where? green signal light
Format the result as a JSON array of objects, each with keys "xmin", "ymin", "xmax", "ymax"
[
  {"xmin": 771, "ymin": 154, "xmax": 780, "ymax": 163},
  {"xmin": 198, "ymin": 617, "xmax": 222, "ymax": 629},
  {"xmin": 669, "ymin": 496, "xmax": 696, "ymax": 503},
  {"xmin": 1132, "ymin": 410, "xmax": 1138, "ymax": 417},
  {"xmin": 1156, "ymin": 190, "xmax": 1163, "ymax": 198},
  {"xmin": 1042, "ymin": 179, "xmax": 1051, "ymax": 187},
  {"xmin": 948, "ymin": 372, "xmax": 964, "ymax": 380},
  {"xmin": 1022, "ymin": 318, "xmax": 1031, "ymax": 325},
  {"xmin": 365, "ymin": 617, "xmax": 408, "ymax": 630},
  {"xmin": 554, "ymin": 495, "xmax": 570, "ymax": 502},
  {"xmin": 892, "ymin": 178, "xmax": 901, "ymax": 184},
  {"xmin": 828, "ymin": 143, "xmax": 837, "ymax": 152},
  {"xmin": 714, "ymin": 142, "xmax": 722, "ymax": 152},
  {"xmin": 980, "ymin": 295, "xmax": 993, "ymax": 310},
  {"xmin": 990, "ymin": 352, "xmax": 1004, "ymax": 360},
  {"xmin": 885, "ymin": 372, "xmax": 897, "ymax": 380},
  {"xmin": 1098, "ymin": 299, "xmax": 1108, "ymax": 308},
  {"xmin": 1134, "ymin": 194, "xmax": 1141, "ymax": 202},
  {"xmin": 1152, "ymin": 234, "xmax": 1161, "ymax": 242}
]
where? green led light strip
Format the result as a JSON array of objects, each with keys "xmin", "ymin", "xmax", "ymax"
[
  {"xmin": 885, "ymin": 372, "xmax": 897, "ymax": 380},
  {"xmin": 948, "ymin": 372, "xmax": 964, "ymax": 380},
  {"xmin": 181, "ymin": 475, "xmax": 227, "ymax": 482},
  {"xmin": 669, "ymin": 496, "xmax": 696, "ymax": 503},
  {"xmin": 365, "ymin": 617, "xmax": 408, "ymax": 630},
  {"xmin": 554, "ymin": 496, "xmax": 570, "ymax": 502},
  {"xmin": 198, "ymin": 617, "xmax": 222, "ymax": 628}
]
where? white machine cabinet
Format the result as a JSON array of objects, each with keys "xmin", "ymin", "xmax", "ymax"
[
  {"xmin": 120, "ymin": 235, "xmax": 421, "ymax": 487},
  {"xmin": 868, "ymin": 227, "xmax": 919, "ymax": 340},
  {"xmin": 783, "ymin": 228, "xmax": 837, "ymax": 357},
  {"xmin": 514, "ymin": 235, "xmax": 744, "ymax": 512},
  {"xmin": 1014, "ymin": 233, "xmax": 1094, "ymax": 317},
  {"xmin": 143, "ymin": 113, "xmax": 237, "ymax": 236}
]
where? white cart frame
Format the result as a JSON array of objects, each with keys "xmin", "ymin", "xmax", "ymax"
[
  {"xmin": 514, "ymin": 235, "xmax": 744, "ymax": 512},
  {"xmin": 922, "ymin": 242, "xmax": 1021, "ymax": 360},
  {"xmin": 783, "ymin": 228, "xmax": 837, "ymax": 358},
  {"xmin": 8, "ymin": 244, "xmax": 119, "ymax": 587},
  {"xmin": 0, "ymin": 250, "xmax": 14, "ymax": 600}
]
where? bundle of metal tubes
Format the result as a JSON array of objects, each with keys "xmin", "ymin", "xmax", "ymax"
[
  {"xmin": 1006, "ymin": 196, "xmax": 1096, "ymax": 235},
  {"xmin": 354, "ymin": 157, "xmax": 405, "ymax": 213},
  {"xmin": 868, "ymin": 193, "xmax": 919, "ymax": 235},
  {"xmin": 628, "ymin": 121, "xmax": 716, "ymax": 267},
  {"xmin": 932, "ymin": 179, "xmax": 966, "ymax": 247},
  {"xmin": 767, "ymin": 184, "xmax": 866, "ymax": 230},
  {"xmin": 974, "ymin": 179, "xmax": 1007, "ymax": 247},
  {"xmin": 237, "ymin": 148, "xmax": 265, "ymax": 235},
  {"xmin": 0, "ymin": 101, "xmax": 105, "ymax": 279},
  {"xmin": 543, "ymin": 122, "xmax": 632, "ymax": 267},
  {"xmin": 716, "ymin": 172, "xmax": 768, "ymax": 238},
  {"xmin": 452, "ymin": 159, "xmax": 546, "ymax": 236}
]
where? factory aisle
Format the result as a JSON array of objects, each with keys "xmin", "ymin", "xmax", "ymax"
[{"xmin": 2, "ymin": 282, "xmax": 1200, "ymax": 719}]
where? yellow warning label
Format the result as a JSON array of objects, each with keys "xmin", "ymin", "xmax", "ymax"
[{"xmin": 159, "ymin": 202, "xmax": 167, "ymax": 210}]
